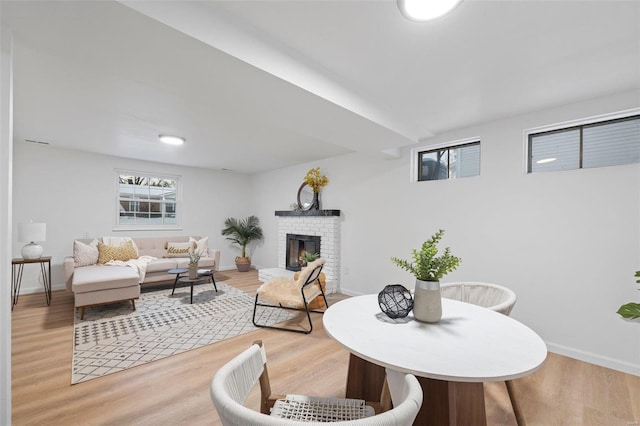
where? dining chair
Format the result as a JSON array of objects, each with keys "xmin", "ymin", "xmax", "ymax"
[
  {"xmin": 210, "ymin": 340, "xmax": 423, "ymax": 425},
  {"xmin": 252, "ymin": 258, "xmax": 328, "ymax": 334},
  {"xmin": 440, "ymin": 281, "xmax": 525, "ymax": 425}
]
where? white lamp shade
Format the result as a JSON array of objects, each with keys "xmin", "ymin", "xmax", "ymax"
[{"xmin": 18, "ymin": 222, "xmax": 46, "ymax": 242}]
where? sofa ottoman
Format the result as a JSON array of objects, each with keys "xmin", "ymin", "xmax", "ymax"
[{"xmin": 72, "ymin": 265, "xmax": 140, "ymax": 319}]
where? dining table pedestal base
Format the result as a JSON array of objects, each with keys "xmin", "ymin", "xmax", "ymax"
[{"xmin": 345, "ymin": 354, "xmax": 487, "ymax": 426}]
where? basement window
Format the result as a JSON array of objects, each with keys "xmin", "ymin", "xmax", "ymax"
[
  {"xmin": 414, "ymin": 139, "xmax": 480, "ymax": 181},
  {"xmin": 527, "ymin": 113, "xmax": 640, "ymax": 173},
  {"xmin": 116, "ymin": 170, "xmax": 181, "ymax": 229}
]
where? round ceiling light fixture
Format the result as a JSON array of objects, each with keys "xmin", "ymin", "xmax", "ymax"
[
  {"xmin": 397, "ymin": 0, "xmax": 463, "ymax": 22},
  {"xmin": 159, "ymin": 134, "xmax": 185, "ymax": 145}
]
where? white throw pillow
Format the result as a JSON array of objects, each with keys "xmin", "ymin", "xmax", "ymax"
[
  {"xmin": 73, "ymin": 239, "xmax": 99, "ymax": 267},
  {"xmin": 189, "ymin": 236, "xmax": 209, "ymax": 257}
]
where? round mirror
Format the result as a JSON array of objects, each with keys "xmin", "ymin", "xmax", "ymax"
[{"xmin": 297, "ymin": 183, "xmax": 315, "ymax": 210}]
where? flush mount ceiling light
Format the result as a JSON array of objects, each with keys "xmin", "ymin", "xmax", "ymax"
[
  {"xmin": 158, "ymin": 134, "xmax": 185, "ymax": 145},
  {"xmin": 397, "ymin": 0, "xmax": 463, "ymax": 22}
]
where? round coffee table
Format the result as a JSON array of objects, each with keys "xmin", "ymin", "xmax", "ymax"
[
  {"xmin": 168, "ymin": 268, "xmax": 188, "ymax": 284},
  {"xmin": 176, "ymin": 276, "xmax": 208, "ymax": 304},
  {"xmin": 197, "ymin": 269, "xmax": 218, "ymax": 292}
]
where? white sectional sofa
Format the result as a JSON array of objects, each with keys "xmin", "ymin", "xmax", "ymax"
[{"xmin": 64, "ymin": 236, "xmax": 220, "ymax": 318}]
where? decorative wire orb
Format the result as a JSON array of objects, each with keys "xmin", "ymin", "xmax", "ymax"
[{"xmin": 378, "ymin": 284, "xmax": 413, "ymax": 319}]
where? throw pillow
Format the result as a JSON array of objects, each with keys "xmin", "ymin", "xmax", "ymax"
[
  {"xmin": 97, "ymin": 240, "xmax": 138, "ymax": 263},
  {"xmin": 189, "ymin": 236, "xmax": 209, "ymax": 257},
  {"xmin": 164, "ymin": 241, "xmax": 195, "ymax": 258},
  {"xmin": 73, "ymin": 239, "xmax": 99, "ymax": 267}
]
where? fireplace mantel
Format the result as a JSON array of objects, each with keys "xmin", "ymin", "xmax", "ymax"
[{"xmin": 275, "ymin": 210, "xmax": 341, "ymax": 217}]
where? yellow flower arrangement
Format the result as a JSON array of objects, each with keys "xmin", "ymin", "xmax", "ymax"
[{"xmin": 304, "ymin": 167, "xmax": 329, "ymax": 193}]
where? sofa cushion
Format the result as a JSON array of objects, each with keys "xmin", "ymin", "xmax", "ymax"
[
  {"xmin": 175, "ymin": 257, "xmax": 216, "ymax": 269},
  {"xmin": 189, "ymin": 236, "xmax": 209, "ymax": 257},
  {"xmin": 74, "ymin": 239, "xmax": 99, "ymax": 267},
  {"xmin": 72, "ymin": 265, "xmax": 139, "ymax": 293},
  {"xmin": 97, "ymin": 241, "xmax": 138, "ymax": 263},
  {"xmin": 146, "ymin": 258, "xmax": 179, "ymax": 273},
  {"xmin": 165, "ymin": 241, "xmax": 194, "ymax": 258}
]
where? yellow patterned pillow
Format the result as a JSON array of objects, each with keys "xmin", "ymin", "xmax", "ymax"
[
  {"xmin": 97, "ymin": 241, "xmax": 138, "ymax": 264},
  {"xmin": 164, "ymin": 241, "xmax": 195, "ymax": 258}
]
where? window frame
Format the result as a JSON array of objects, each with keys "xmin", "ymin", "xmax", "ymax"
[
  {"xmin": 411, "ymin": 137, "xmax": 481, "ymax": 182},
  {"xmin": 525, "ymin": 108, "xmax": 640, "ymax": 174},
  {"xmin": 114, "ymin": 169, "xmax": 182, "ymax": 231}
]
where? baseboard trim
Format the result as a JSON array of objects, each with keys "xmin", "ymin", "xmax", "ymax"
[
  {"xmin": 17, "ymin": 284, "xmax": 66, "ymax": 295},
  {"xmin": 546, "ymin": 341, "xmax": 640, "ymax": 376}
]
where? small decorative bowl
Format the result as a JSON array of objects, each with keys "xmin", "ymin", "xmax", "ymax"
[{"xmin": 378, "ymin": 284, "xmax": 413, "ymax": 319}]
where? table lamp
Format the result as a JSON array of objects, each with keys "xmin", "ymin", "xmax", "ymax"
[{"xmin": 18, "ymin": 222, "xmax": 46, "ymax": 259}]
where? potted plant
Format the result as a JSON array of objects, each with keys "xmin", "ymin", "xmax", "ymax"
[
  {"xmin": 221, "ymin": 215, "xmax": 264, "ymax": 272},
  {"xmin": 300, "ymin": 251, "xmax": 320, "ymax": 267},
  {"xmin": 617, "ymin": 271, "xmax": 640, "ymax": 319},
  {"xmin": 391, "ymin": 229, "xmax": 461, "ymax": 322}
]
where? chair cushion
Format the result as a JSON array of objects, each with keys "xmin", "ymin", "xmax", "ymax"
[
  {"xmin": 270, "ymin": 395, "xmax": 374, "ymax": 421},
  {"xmin": 257, "ymin": 277, "xmax": 321, "ymax": 308},
  {"xmin": 294, "ymin": 258, "xmax": 325, "ymax": 289}
]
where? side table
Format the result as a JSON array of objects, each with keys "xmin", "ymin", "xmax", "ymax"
[{"xmin": 12, "ymin": 256, "xmax": 52, "ymax": 310}]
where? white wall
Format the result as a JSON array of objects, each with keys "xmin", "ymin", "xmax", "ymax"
[
  {"xmin": 1, "ymin": 22, "xmax": 13, "ymax": 425},
  {"xmin": 12, "ymin": 144, "xmax": 254, "ymax": 293},
  {"xmin": 11, "ymin": 90, "xmax": 639, "ymax": 376},
  {"xmin": 250, "ymin": 91, "xmax": 640, "ymax": 375}
]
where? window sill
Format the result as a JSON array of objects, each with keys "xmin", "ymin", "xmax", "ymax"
[{"xmin": 112, "ymin": 226, "xmax": 184, "ymax": 232}]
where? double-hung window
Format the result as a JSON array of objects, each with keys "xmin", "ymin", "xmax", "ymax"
[
  {"xmin": 116, "ymin": 171, "xmax": 180, "ymax": 228},
  {"xmin": 414, "ymin": 139, "xmax": 480, "ymax": 181},
  {"xmin": 527, "ymin": 113, "xmax": 639, "ymax": 173}
]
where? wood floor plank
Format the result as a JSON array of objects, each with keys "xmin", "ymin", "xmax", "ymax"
[{"xmin": 11, "ymin": 269, "xmax": 640, "ymax": 425}]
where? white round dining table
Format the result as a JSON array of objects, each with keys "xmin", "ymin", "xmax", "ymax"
[{"xmin": 323, "ymin": 294, "xmax": 547, "ymax": 425}]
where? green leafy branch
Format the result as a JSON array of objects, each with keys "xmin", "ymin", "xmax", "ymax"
[
  {"xmin": 391, "ymin": 229, "xmax": 461, "ymax": 281},
  {"xmin": 617, "ymin": 271, "xmax": 640, "ymax": 320}
]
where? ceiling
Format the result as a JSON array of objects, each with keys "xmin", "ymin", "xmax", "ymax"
[{"xmin": 2, "ymin": 0, "xmax": 639, "ymax": 174}]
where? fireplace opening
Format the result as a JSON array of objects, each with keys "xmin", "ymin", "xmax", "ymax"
[{"xmin": 286, "ymin": 234, "xmax": 321, "ymax": 271}]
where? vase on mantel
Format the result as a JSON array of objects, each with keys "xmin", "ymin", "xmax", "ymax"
[
  {"xmin": 311, "ymin": 191, "xmax": 320, "ymax": 210},
  {"xmin": 413, "ymin": 279, "xmax": 442, "ymax": 323}
]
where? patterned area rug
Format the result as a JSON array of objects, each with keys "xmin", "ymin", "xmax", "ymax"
[{"xmin": 72, "ymin": 281, "xmax": 291, "ymax": 384}]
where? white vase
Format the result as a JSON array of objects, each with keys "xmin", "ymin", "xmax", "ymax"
[
  {"xmin": 188, "ymin": 265, "xmax": 198, "ymax": 280},
  {"xmin": 413, "ymin": 279, "xmax": 442, "ymax": 323}
]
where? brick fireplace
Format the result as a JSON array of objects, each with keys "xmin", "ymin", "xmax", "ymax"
[{"xmin": 258, "ymin": 210, "xmax": 341, "ymax": 293}]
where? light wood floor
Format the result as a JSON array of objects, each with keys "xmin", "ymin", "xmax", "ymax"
[{"xmin": 11, "ymin": 270, "xmax": 640, "ymax": 425}]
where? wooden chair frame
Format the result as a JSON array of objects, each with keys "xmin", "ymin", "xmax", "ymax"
[
  {"xmin": 252, "ymin": 263, "xmax": 329, "ymax": 334},
  {"xmin": 253, "ymin": 340, "xmax": 391, "ymax": 416}
]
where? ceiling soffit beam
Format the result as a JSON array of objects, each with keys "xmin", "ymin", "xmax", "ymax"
[{"xmin": 118, "ymin": 1, "xmax": 424, "ymax": 155}]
